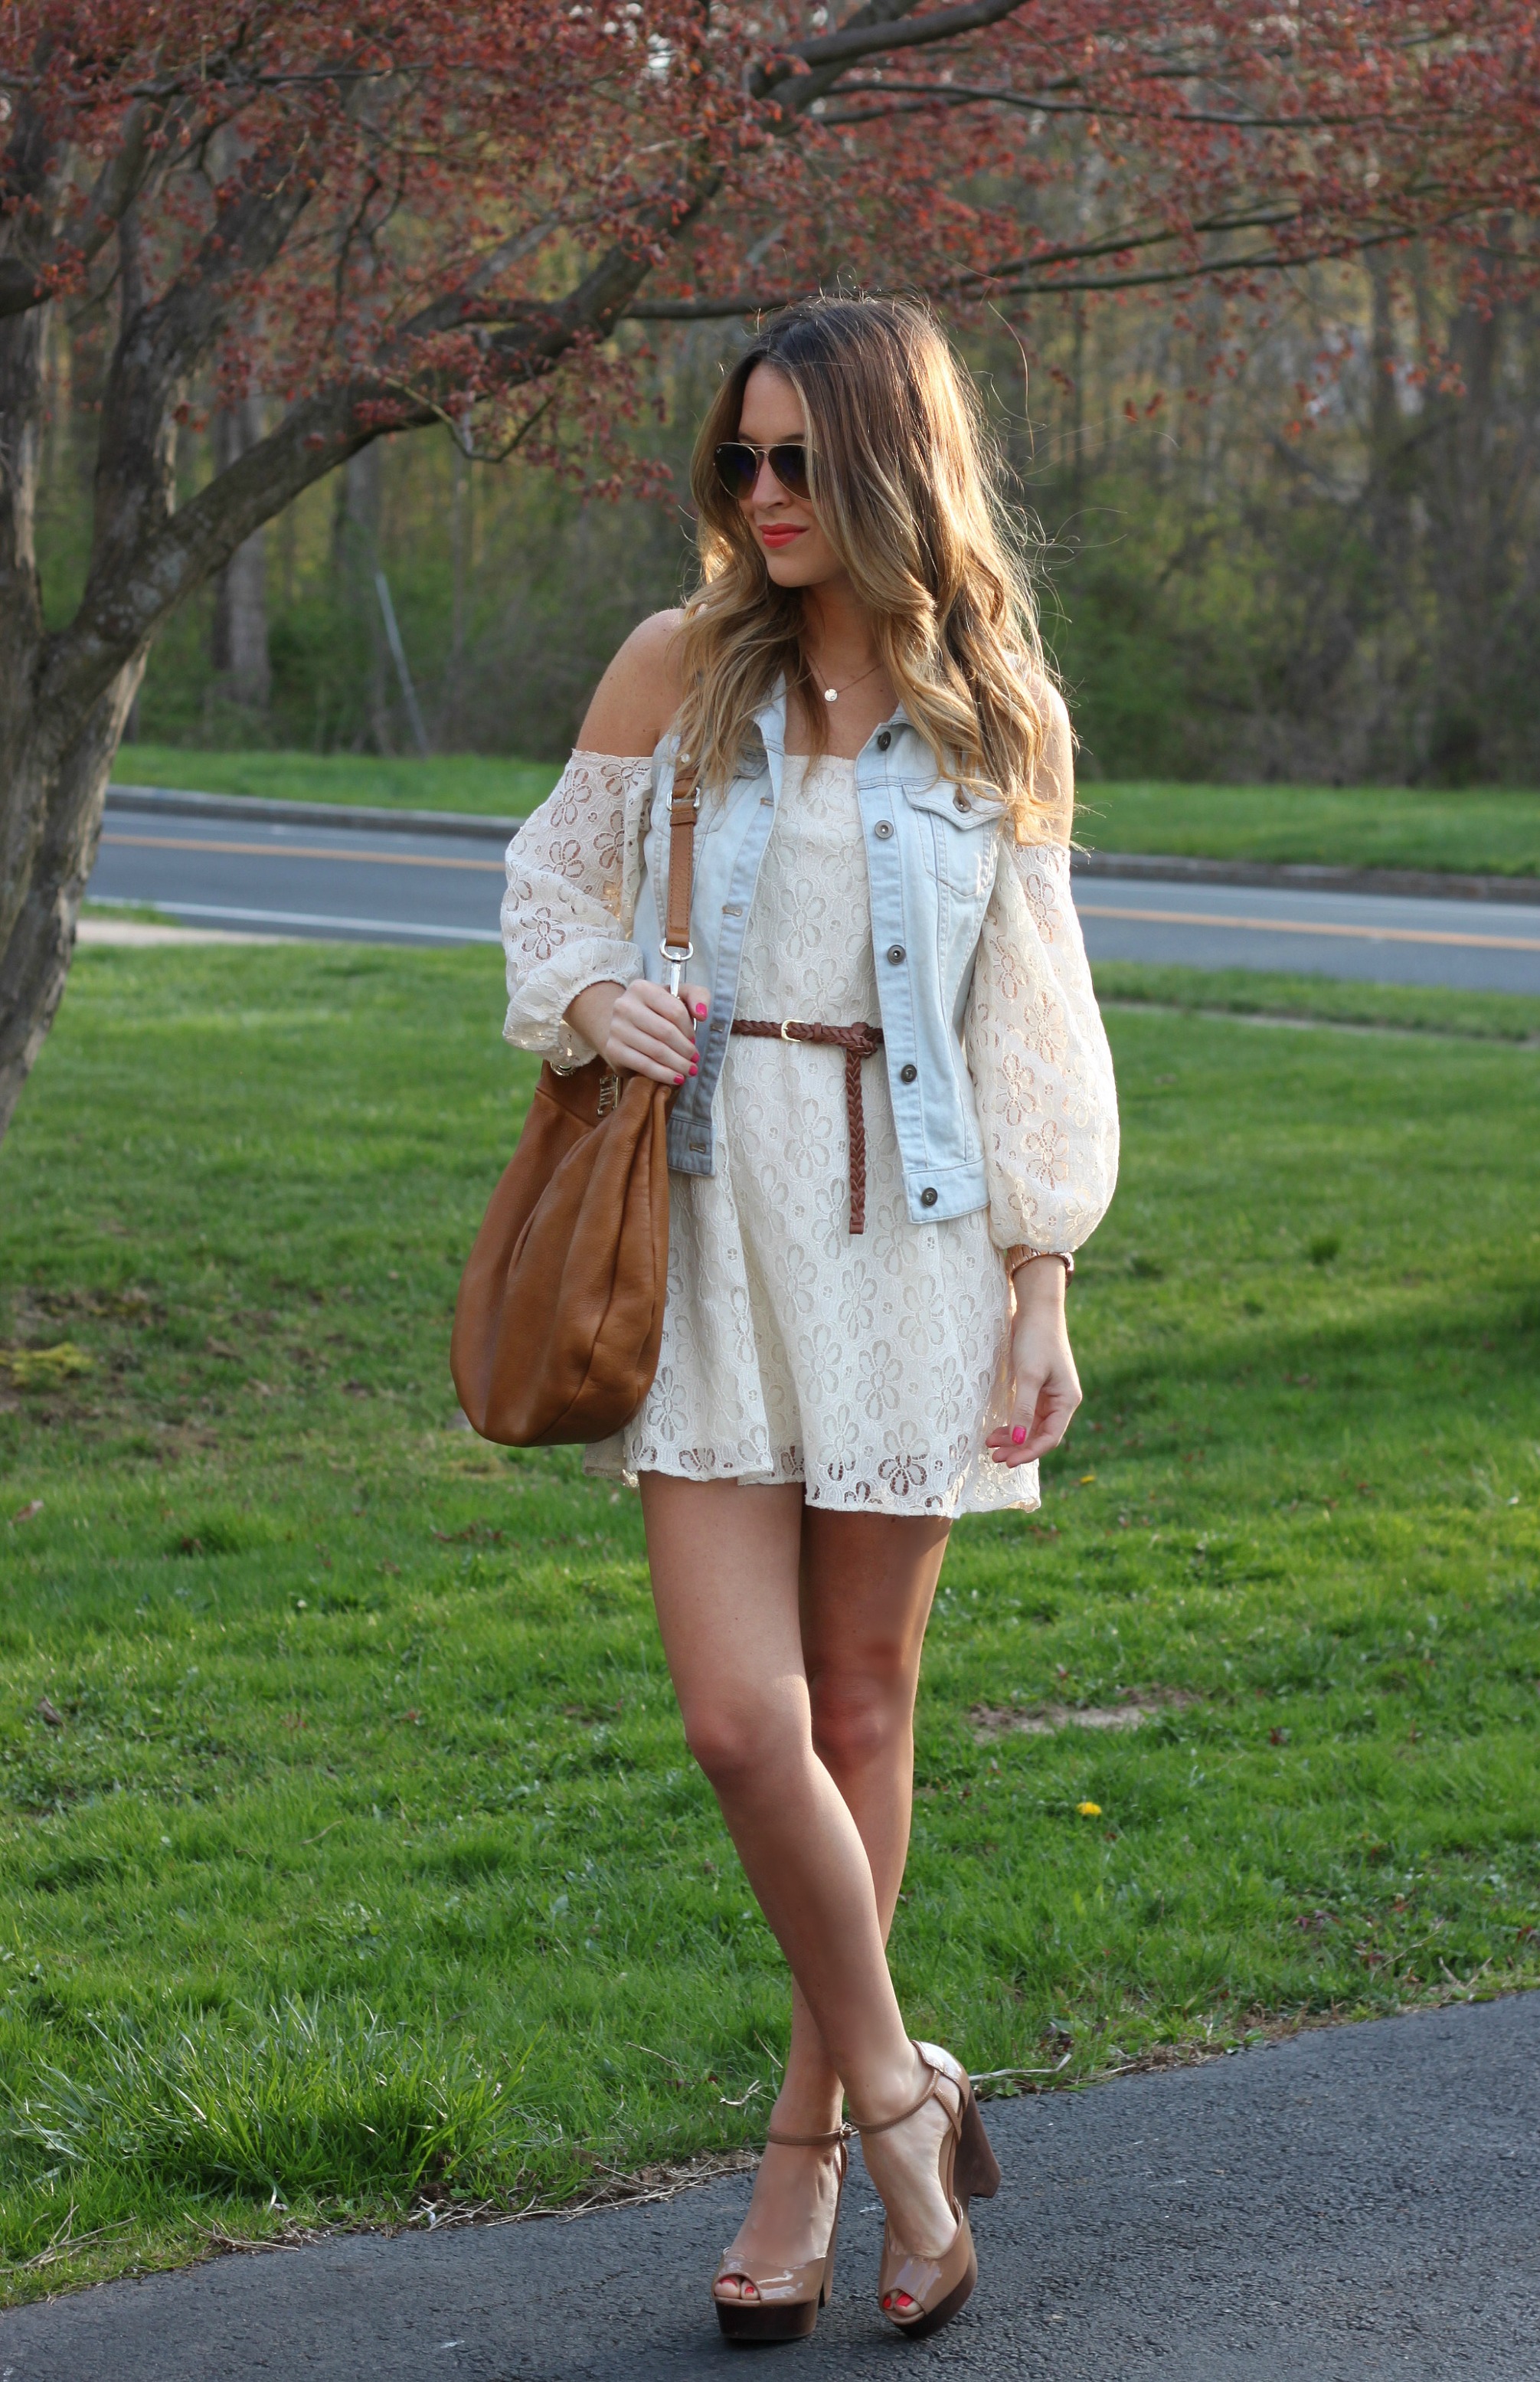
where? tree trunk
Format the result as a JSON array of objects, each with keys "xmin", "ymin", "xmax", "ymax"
[
  {"xmin": 1, "ymin": 231, "xmax": 168, "ymax": 1144},
  {"xmin": 444, "ymin": 436, "xmax": 469, "ymax": 741},
  {"xmin": 344, "ymin": 444, "xmax": 394, "ymax": 754},
  {"xmin": 1423, "ymin": 281, "xmax": 1509, "ymax": 785},
  {"xmin": 0, "ymin": 121, "xmax": 720, "ymax": 1154},
  {"xmin": 210, "ymin": 395, "xmax": 272, "ymax": 713},
  {"xmin": 0, "ymin": 668, "xmax": 144, "ymax": 1144}
]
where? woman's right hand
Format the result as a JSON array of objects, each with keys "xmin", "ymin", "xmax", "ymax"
[{"xmin": 565, "ymin": 978, "xmax": 711, "ymax": 1086}]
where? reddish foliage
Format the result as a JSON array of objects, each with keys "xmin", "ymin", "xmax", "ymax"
[{"xmin": 4, "ymin": 3, "xmax": 1539, "ymax": 479}]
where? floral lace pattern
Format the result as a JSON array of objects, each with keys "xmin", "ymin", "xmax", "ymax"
[
  {"xmin": 501, "ymin": 751, "xmax": 652, "ymax": 1071},
  {"xmin": 965, "ymin": 839, "xmax": 1120, "ymax": 1255},
  {"xmin": 502, "ymin": 748, "xmax": 1119, "ymax": 1517},
  {"xmin": 596, "ymin": 755, "xmax": 1032, "ymax": 1515}
]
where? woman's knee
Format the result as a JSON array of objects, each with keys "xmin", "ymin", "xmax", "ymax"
[
  {"xmin": 808, "ymin": 1663, "xmax": 914, "ymax": 1776},
  {"xmin": 682, "ymin": 1695, "xmax": 809, "ymax": 1798}
]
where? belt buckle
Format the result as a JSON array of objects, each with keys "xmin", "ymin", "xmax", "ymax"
[{"xmin": 779, "ymin": 1018, "xmax": 803, "ymax": 1042}]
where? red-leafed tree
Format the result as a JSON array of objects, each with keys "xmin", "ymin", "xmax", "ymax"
[{"xmin": 2, "ymin": 1, "xmax": 1538, "ymax": 1140}]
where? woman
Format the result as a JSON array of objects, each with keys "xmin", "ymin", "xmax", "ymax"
[{"xmin": 500, "ymin": 296, "xmax": 1118, "ymax": 2343}]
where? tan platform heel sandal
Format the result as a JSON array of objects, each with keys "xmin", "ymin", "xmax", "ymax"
[
  {"xmin": 854, "ymin": 2041, "xmax": 1002, "ymax": 2343},
  {"xmin": 711, "ymin": 2124, "xmax": 850, "ymax": 2343}
]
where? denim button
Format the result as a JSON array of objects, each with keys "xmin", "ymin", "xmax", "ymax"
[
  {"xmin": 920, "ymin": 1186, "xmax": 938, "ymax": 1207},
  {"xmin": 876, "ymin": 729, "xmax": 891, "ymax": 751},
  {"xmin": 900, "ymin": 1062, "xmax": 917, "ymax": 1084},
  {"xmin": 886, "ymin": 944, "xmax": 905, "ymax": 964},
  {"xmin": 873, "ymin": 820, "xmax": 893, "ymax": 839}
]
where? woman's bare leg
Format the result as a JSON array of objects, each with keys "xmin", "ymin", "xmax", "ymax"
[
  {"xmin": 771, "ymin": 1507, "xmax": 948, "ymax": 2101},
  {"xmin": 639, "ymin": 1475, "xmax": 958, "ymax": 2295}
]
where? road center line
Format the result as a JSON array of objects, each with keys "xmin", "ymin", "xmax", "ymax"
[
  {"xmin": 1076, "ymin": 901, "xmax": 1540, "ymax": 954},
  {"xmin": 102, "ymin": 831, "xmax": 505, "ymax": 872},
  {"xmin": 99, "ymin": 845, "xmax": 1540, "ymax": 955}
]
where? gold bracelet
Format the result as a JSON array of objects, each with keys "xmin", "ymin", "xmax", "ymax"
[{"xmin": 1005, "ymin": 1246, "xmax": 1074, "ymax": 1279}]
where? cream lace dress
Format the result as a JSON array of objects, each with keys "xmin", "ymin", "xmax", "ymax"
[{"xmin": 501, "ymin": 748, "xmax": 1119, "ymax": 1517}]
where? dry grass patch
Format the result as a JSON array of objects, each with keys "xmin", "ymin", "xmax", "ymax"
[{"xmin": 970, "ymin": 1687, "xmax": 1202, "ymax": 1740}]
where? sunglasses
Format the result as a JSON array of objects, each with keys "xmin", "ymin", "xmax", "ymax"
[{"xmin": 713, "ymin": 440, "xmax": 812, "ymax": 502}]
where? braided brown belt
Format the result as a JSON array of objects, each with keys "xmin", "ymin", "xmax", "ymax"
[{"xmin": 731, "ymin": 1019, "xmax": 884, "ymax": 1235}]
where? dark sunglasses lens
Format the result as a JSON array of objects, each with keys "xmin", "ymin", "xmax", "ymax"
[
  {"xmin": 770, "ymin": 444, "xmax": 810, "ymax": 498},
  {"xmin": 714, "ymin": 443, "xmax": 759, "ymax": 498}
]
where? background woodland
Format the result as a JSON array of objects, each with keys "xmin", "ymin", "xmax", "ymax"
[{"xmin": 47, "ymin": 260, "xmax": 1540, "ymax": 790}]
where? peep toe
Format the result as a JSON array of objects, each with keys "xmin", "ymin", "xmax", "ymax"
[
  {"xmin": 711, "ymin": 2123, "xmax": 849, "ymax": 2343},
  {"xmin": 854, "ymin": 2041, "xmax": 1002, "ymax": 2341}
]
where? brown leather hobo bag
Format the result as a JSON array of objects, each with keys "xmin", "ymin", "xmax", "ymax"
[
  {"xmin": 450, "ymin": 764, "xmax": 698, "ymax": 1447},
  {"xmin": 450, "ymin": 1061, "xmax": 671, "ymax": 1445}
]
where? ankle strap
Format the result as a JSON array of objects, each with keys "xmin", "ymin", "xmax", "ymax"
[
  {"xmin": 764, "ymin": 2122, "xmax": 850, "ymax": 2148},
  {"xmin": 850, "ymin": 2058, "xmax": 940, "ymax": 2141}
]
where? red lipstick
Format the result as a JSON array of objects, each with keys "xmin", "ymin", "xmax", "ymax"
[{"xmin": 760, "ymin": 525, "xmax": 805, "ymax": 548}]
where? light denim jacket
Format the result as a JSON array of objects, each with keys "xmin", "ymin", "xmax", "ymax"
[
  {"xmin": 502, "ymin": 698, "xmax": 1119, "ymax": 1258},
  {"xmin": 633, "ymin": 686, "xmax": 998, "ymax": 1223}
]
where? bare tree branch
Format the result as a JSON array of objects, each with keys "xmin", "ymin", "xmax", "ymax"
[
  {"xmin": 624, "ymin": 201, "xmax": 1309, "ymax": 317},
  {"xmin": 754, "ymin": 0, "xmax": 1034, "ymax": 98},
  {"xmin": 813, "ymin": 75, "xmax": 1443, "ymax": 137},
  {"xmin": 624, "ymin": 183, "xmax": 1496, "ymax": 322},
  {"xmin": 42, "ymin": 163, "xmax": 724, "ymax": 724},
  {"xmin": 0, "ymin": 82, "xmax": 256, "ymax": 322},
  {"xmin": 746, "ymin": 0, "xmax": 1035, "ymax": 122},
  {"xmin": 627, "ymin": 292, "xmax": 802, "ymax": 318},
  {"xmin": 976, "ymin": 222, "xmax": 1436, "ymax": 294},
  {"xmin": 966, "ymin": 204, "xmax": 1312, "ymax": 282}
]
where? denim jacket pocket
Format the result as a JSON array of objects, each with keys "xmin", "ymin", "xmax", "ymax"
[{"xmin": 900, "ymin": 779, "xmax": 1000, "ymax": 898}]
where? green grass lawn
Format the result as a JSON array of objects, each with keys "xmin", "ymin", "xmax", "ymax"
[
  {"xmin": 113, "ymin": 744, "xmax": 559, "ymax": 818},
  {"xmin": 1094, "ymin": 962, "xmax": 1540, "ymax": 1045},
  {"xmin": 1, "ymin": 946, "xmax": 1537, "ymax": 2303},
  {"xmin": 1078, "ymin": 780, "xmax": 1540, "ymax": 877}
]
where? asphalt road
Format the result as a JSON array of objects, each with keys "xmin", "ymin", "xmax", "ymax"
[
  {"xmin": 89, "ymin": 798, "xmax": 1540, "ymax": 991},
  {"xmin": 2, "ymin": 1994, "xmax": 1535, "ymax": 2381},
  {"xmin": 1077, "ymin": 874, "xmax": 1540, "ymax": 994},
  {"xmin": 90, "ymin": 802, "xmax": 508, "ymax": 946}
]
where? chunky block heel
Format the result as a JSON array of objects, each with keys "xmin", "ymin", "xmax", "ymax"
[
  {"xmin": 853, "ymin": 2040, "xmax": 1002, "ymax": 2342},
  {"xmin": 712, "ymin": 2125, "xmax": 848, "ymax": 2344},
  {"xmin": 955, "ymin": 2083, "xmax": 1002, "ymax": 2204}
]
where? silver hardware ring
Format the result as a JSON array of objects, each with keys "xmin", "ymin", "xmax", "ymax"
[{"xmin": 660, "ymin": 937, "xmax": 694, "ymax": 999}]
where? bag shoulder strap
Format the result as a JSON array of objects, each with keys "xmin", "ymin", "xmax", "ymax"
[{"xmin": 662, "ymin": 756, "xmax": 698, "ymax": 971}]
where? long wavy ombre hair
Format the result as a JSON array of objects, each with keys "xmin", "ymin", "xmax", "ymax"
[{"xmin": 675, "ymin": 295, "xmax": 1054, "ymax": 837}]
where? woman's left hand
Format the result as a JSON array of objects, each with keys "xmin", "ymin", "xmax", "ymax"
[{"xmin": 986, "ymin": 1258, "xmax": 1082, "ymax": 1467}]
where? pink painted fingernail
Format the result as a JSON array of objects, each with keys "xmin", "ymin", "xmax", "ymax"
[
  {"xmin": 673, "ymin": 1074, "xmax": 685, "ymax": 1086},
  {"xmin": 695, "ymin": 1002, "xmax": 708, "ymax": 1019},
  {"xmin": 1011, "ymin": 1425, "xmax": 1027, "ymax": 1445}
]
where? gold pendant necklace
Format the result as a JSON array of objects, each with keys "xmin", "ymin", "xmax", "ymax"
[{"xmin": 818, "ymin": 658, "xmax": 883, "ymax": 705}]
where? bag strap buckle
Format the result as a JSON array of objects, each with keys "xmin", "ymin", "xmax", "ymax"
[{"xmin": 662, "ymin": 758, "xmax": 700, "ymax": 993}]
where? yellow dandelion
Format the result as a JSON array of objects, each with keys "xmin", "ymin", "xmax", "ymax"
[{"xmin": 1077, "ymin": 1801, "xmax": 1102, "ymax": 1817}]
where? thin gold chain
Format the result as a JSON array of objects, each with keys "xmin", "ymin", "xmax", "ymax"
[{"xmin": 809, "ymin": 656, "xmax": 884, "ymax": 704}]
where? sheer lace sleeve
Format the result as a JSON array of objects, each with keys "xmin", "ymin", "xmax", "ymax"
[
  {"xmin": 965, "ymin": 837, "xmax": 1120, "ymax": 1255},
  {"xmin": 501, "ymin": 751, "xmax": 652, "ymax": 1070}
]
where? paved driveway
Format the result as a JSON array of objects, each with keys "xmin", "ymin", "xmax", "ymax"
[{"xmin": 4, "ymin": 1994, "xmax": 1535, "ymax": 2382}]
